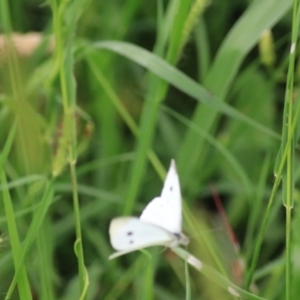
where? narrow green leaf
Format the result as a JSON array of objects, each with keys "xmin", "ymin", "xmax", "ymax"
[{"xmin": 2, "ymin": 171, "xmax": 32, "ymax": 300}]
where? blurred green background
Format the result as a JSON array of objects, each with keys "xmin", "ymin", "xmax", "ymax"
[{"xmin": 0, "ymin": 0, "xmax": 299, "ymax": 299}]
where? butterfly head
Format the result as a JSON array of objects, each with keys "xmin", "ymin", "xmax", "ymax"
[{"xmin": 171, "ymin": 232, "xmax": 189, "ymax": 247}]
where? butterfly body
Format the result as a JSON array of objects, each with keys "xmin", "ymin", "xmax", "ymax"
[{"xmin": 109, "ymin": 160, "xmax": 189, "ymax": 259}]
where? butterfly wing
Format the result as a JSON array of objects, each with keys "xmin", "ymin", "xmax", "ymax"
[
  {"xmin": 140, "ymin": 160, "xmax": 182, "ymax": 234},
  {"xmin": 109, "ymin": 217, "xmax": 177, "ymax": 258}
]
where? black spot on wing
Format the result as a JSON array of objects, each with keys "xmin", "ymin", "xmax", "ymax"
[
  {"xmin": 126, "ymin": 232, "xmax": 134, "ymax": 245},
  {"xmin": 173, "ymin": 233, "xmax": 181, "ymax": 239},
  {"xmin": 170, "ymin": 186, "xmax": 173, "ymax": 191}
]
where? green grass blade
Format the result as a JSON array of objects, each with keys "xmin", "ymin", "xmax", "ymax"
[
  {"xmin": 5, "ymin": 181, "xmax": 53, "ymax": 299},
  {"xmin": 91, "ymin": 41, "xmax": 279, "ymax": 140},
  {"xmin": 173, "ymin": 248, "xmax": 267, "ymax": 300},
  {"xmin": 184, "ymin": 260, "xmax": 191, "ymax": 300},
  {"xmin": 279, "ymin": 2, "xmax": 300, "ymax": 299},
  {"xmin": 50, "ymin": 0, "xmax": 88, "ymax": 296},
  {"xmin": 140, "ymin": 250, "xmax": 154, "ymax": 300},
  {"xmin": 0, "ymin": 122, "xmax": 16, "ymax": 170},
  {"xmin": 246, "ymin": 0, "xmax": 298, "ymax": 294},
  {"xmin": 0, "ymin": 122, "xmax": 32, "ymax": 299},
  {"xmin": 103, "ymin": 256, "xmax": 148, "ymax": 300},
  {"xmin": 162, "ymin": 106, "xmax": 253, "ymax": 200},
  {"xmin": 86, "ymin": 55, "xmax": 166, "ymax": 179},
  {"xmin": 177, "ymin": 0, "xmax": 291, "ymax": 184},
  {"xmin": 36, "ymin": 220, "xmax": 56, "ymax": 300},
  {"xmin": 244, "ymin": 155, "xmax": 271, "ymax": 259},
  {"xmin": 1, "ymin": 170, "xmax": 32, "ymax": 300},
  {"xmin": 0, "ymin": 175, "xmax": 46, "ymax": 191}
]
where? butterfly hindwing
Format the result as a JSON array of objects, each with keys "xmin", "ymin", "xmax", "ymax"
[{"xmin": 109, "ymin": 217, "xmax": 176, "ymax": 252}]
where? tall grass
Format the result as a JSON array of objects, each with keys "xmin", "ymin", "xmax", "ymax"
[{"xmin": 0, "ymin": 0, "xmax": 298, "ymax": 299}]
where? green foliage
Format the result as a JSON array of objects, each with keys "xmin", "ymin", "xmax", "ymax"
[{"xmin": 0, "ymin": 0, "xmax": 299, "ymax": 299}]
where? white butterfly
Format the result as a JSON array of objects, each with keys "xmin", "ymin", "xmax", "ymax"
[{"xmin": 109, "ymin": 159, "xmax": 189, "ymax": 259}]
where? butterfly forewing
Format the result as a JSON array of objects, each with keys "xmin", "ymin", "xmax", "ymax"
[{"xmin": 140, "ymin": 160, "xmax": 182, "ymax": 234}]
